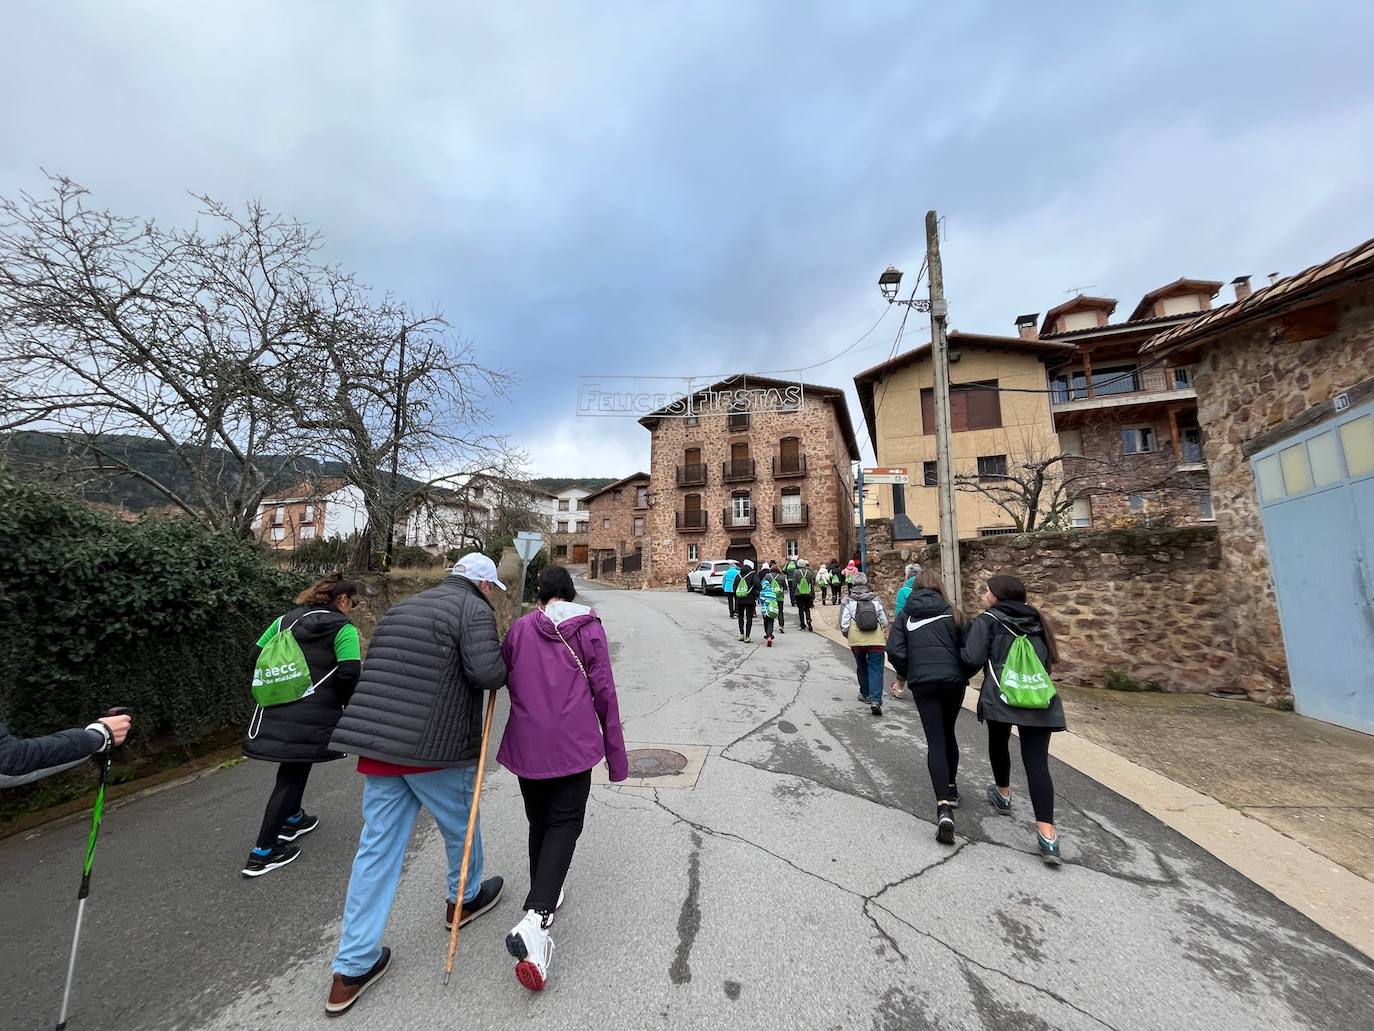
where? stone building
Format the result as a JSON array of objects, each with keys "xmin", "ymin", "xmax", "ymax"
[
  {"xmin": 1145, "ymin": 238, "xmax": 1374, "ymax": 732},
  {"xmin": 637, "ymin": 375, "xmax": 860, "ymax": 585},
  {"xmin": 585, "ymin": 472, "xmax": 651, "ymax": 580}
]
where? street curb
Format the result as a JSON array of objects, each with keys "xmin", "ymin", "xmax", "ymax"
[{"xmin": 810, "ymin": 606, "xmax": 1374, "ymax": 961}]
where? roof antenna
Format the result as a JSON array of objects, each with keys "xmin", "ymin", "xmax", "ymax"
[{"xmin": 1063, "ymin": 284, "xmax": 1096, "ymax": 296}]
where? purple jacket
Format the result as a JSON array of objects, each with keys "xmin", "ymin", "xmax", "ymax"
[{"xmin": 497, "ymin": 602, "xmax": 629, "ymax": 782}]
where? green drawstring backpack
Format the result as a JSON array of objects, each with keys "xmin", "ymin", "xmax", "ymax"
[
  {"xmin": 251, "ymin": 611, "xmax": 331, "ymax": 707},
  {"xmin": 990, "ymin": 616, "xmax": 1057, "ymax": 710}
]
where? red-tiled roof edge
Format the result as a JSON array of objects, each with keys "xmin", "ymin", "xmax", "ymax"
[
  {"xmin": 1040, "ymin": 294, "xmax": 1118, "ymax": 335},
  {"xmin": 1143, "ymin": 237, "xmax": 1374, "ymax": 354},
  {"xmin": 261, "ymin": 477, "xmax": 351, "ymax": 502},
  {"xmin": 583, "ymin": 471, "xmax": 651, "ymax": 504}
]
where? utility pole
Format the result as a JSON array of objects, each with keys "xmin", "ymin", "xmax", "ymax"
[{"xmin": 925, "ymin": 210, "xmax": 961, "ymax": 601}]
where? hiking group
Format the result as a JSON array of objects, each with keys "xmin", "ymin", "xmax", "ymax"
[
  {"xmin": 240, "ymin": 555, "xmax": 627, "ymax": 1016},
  {"xmin": 722, "ymin": 557, "xmax": 818, "ymax": 644}
]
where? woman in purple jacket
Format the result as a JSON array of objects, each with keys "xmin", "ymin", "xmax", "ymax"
[{"xmin": 498, "ymin": 564, "xmax": 629, "ymax": 992}]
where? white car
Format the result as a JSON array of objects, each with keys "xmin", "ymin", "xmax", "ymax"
[{"xmin": 686, "ymin": 559, "xmax": 738, "ymax": 593}]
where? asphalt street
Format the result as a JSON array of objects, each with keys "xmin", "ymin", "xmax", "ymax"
[{"xmin": 2, "ymin": 580, "xmax": 1372, "ymax": 1030}]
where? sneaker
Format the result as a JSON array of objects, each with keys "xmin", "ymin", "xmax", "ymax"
[
  {"xmin": 986, "ymin": 784, "xmax": 1013, "ymax": 816},
  {"xmin": 278, "ymin": 811, "xmax": 320, "ymax": 842},
  {"xmin": 946, "ymin": 784, "xmax": 960, "ymax": 808},
  {"xmin": 766, "ymin": 636, "xmax": 773, "ymax": 647},
  {"xmin": 506, "ymin": 910, "xmax": 555, "ymax": 992},
  {"xmin": 936, "ymin": 803, "xmax": 956, "ymax": 845},
  {"xmin": 870, "ymin": 704, "xmax": 883, "ymax": 717},
  {"xmin": 242, "ymin": 844, "xmax": 300, "ymax": 878},
  {"xmin": 1037, "ymin": 831, "xmax": 1062, "ymax": 866},
  {"xmin": 444, "ymin": 876, "xmax": 505, "ymax": 931},
  {"xmin": 737, "ymin": 633, "xmax": 745, "ymax": 642},
  {"xmin": 326, "ymin": 947, "xmax": 392, "ymax": 1017},
  {"xmin": 743, "ymin": 636, "xmax": 753, "ymax": 644}
]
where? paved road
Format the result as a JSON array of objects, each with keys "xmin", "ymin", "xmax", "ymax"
[{"xmin": 3, "ymin": 582, "xmax": 1372, "ymax": 1030}]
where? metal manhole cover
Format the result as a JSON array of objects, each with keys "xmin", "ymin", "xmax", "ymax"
[{"xmin": 625, "ymin": 748, "xmax": 689, "ymax": 778}]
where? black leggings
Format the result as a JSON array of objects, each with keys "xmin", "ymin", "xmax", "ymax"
[
  {"xmin": 737, "ymin": 603, "xmax": 755, "ymax": 637},
  {"xmin": 726, "ymin": 592, "xmax": 736, "ymax": 617},
  {"xmin": 914, "ymin": 686, "xmax": 965, "ymax": 802},
  {"xmin": 519, "ymin": 769, "xmax": 593, "ymax": 913},
  {"xmin": 987, "ymin": 722, "xmax": 1054, "ymax": 824},
  {"xmin": 795, "ymin": 600, "xmax": 813, "ymax": 629},
  {"xmin": 256, "ymin": 761, "xmax": 312, "ymax": 849}
]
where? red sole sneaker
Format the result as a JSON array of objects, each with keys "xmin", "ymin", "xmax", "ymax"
[{"xmin": 515, "ymin": 960, "xmax": 547, "ymax": 992}]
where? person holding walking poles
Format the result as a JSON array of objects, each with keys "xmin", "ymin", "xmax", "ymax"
[
  {"xmin": 324, "ymin": 553, "xmax": 508, "ymax": 1017},
  {"xmin": 498, "ymin": 565, "xmax": 628, "ymax": 991},
  {"xmin": 241, "ymin": 573, "xmax": 362, "ymax": 878},
  {"xmin": 0, "ymin": 713, "xmax": 131, "ymax": 788}
]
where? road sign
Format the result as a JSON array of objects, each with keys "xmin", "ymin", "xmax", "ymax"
[
  {"xmin": 863, "ymin": 466, "xmax": 908, "ymax": 485},
  {"xmin": 514, "ymin": 531, "xmax": 544, "ymax": 562}
]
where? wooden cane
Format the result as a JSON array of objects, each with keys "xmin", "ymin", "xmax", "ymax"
[{"xmin": 443, "ymin": 689, "xmax": 499, "ymax": 984}]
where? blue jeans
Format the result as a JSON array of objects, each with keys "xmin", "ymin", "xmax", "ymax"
[
  {"xmin": 853, "ymin": 649, "xmax": 884, "ymax": 704},
  {"xmin": 333, "ymin": 767, "xmax": 484, "ymax": 976}
]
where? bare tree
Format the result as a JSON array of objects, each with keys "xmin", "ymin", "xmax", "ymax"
[
  {"xmin": 0, "ymin": 176, "xmax": 325, "ymax": 536},
  {"xmin": 953, "ymin": 421, "xmax": 1206, "ymax": 532}
]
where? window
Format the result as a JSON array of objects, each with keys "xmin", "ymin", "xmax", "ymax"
[
  {"xmin": 554, "ymin": 544, "xmax": 568, "ymax": 558},
  {"xmin": 1058, "ymin": 430, "xmax": 1084, "ymax": 456},
  {"xmin": 558, "ymin": 499, "xmax": 569, "ymax": 511},
  {"xmin": 1128, "ymin": 494, "xmax": 1146, "ymax": 513},
  {"xmin": 1279, "ymin": 442, "xmax": 1313, "ymax": 494},
  {"xmin": 557, "ymin": 521, "xmax": 568, "ymax": 533},
  {"xmin": 728, "ymin": 412, "xmax": 750, "ymax": 432},
  {"xmin": 302, "ymin": 504, "xmax": 315, "ymax": 524},
  {"xmin": 602, "ymin": 517, "xmax": 611, "ymax": 529},
  {"xmin": 299, "ymin": 524, "xmax": 316, "ymax": 540},
  {"xmin": 685, "ymin": 415, "xmax": 700, "ymax": 427},
  {"xmin": 635, "ymin": 486, "xmax": 649, "ymax": 508},
  {"xmin": 1172, "ymin": 367, "xmax": 1192, "ymax": 389},
  {"xmin": 273, "ymin": 505, "xmax": 285, "ymax": 525},
  {"xmin": 921, "ymin": 381, "xmax": 1002, "ymax": 433},
  {"xmin": 688, "ymin": 544, "xmax": 699, "ymax": 562},
  {"xmin": 780, "ymin": 489, "xmax": 803, "ymax": 521},
  {"xmin": 1071, "ymin": 497, "xmax": 1091, "ymax": 527},
  {"xmin": 270, "ymin": 526, "xmax": 285, "ymax": 541},
  {"xmin": 731, "ymin": 495, "xmax": 751, "ymax": 520},
  {"xmin": 786, "ymin": 539, "xmax": 799, "ymax": 560},
  {"xmin": 473, "ymin": 485, "xmax": 484, "ymax": 498},
  {"xmin": 1198, "ymin": 493, "xmax": 1215, "ymax": 521},
  {"xmin": 977, "ymin": 455, "xmax": 1008, "ymax": 481},
  {"xmin": 577, "ymin": 520, "xmax": 588, "ymax": 532},
  {"xmin": 1255, "ymin": 453, "xmax": 1285, "ymax": 502},
  {"xmin": 1122, "ymin": 426, "xmax": 1157, "ymax": 455},
  {"xmin": 1052, "ymin": 365, "xmax": 1140, "ymax": 402},
  {"xmin": 923, "ymin": 461, "xmax": 938, "ymax": 486},
  {"xmin": 1182, "ymin": 427, "xmax": 1204, "ymax": 463},
  {"xmin": 633, "ymin": 516, "xmax": 645, "ymax": 536}
]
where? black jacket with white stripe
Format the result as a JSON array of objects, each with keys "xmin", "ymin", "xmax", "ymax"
[{"xmin": 885, "ymin": 589, "xmax": 969, "ymax": 698}]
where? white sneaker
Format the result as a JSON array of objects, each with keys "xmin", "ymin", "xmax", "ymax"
[{"xmin": 506, "ymin": 910, "xmax": 555, "ymax": 992}]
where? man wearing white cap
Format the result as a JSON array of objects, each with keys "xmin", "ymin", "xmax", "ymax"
[{"xmin": 325, "ymin": 553, "xmax": 509, "ymax": 1016}]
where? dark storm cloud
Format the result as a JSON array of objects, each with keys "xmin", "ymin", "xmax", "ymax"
[{"xmin": 3, "ymin": 1, "xmax": 1372, "ymax": 473}]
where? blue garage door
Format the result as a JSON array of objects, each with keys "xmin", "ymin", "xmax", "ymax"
[{"xmin": 1250, "ymin": 401, "xmax": 1374, "ymax": 734}]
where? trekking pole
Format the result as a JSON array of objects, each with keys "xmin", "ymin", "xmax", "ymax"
[
  {"xmin": 56, "ymin": 707, "xmax": 129, "ymax": 1031},
  {"xmin": 442, "ymin": 690, "xmax": 499, "ymax": 985}
]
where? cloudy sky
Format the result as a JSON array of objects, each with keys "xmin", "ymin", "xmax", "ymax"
[{"xmin": 4, "ymin": 2, "xmax": 1372, "ymax": 476}]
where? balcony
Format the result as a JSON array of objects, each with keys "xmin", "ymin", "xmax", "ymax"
[
  {"xmin": 773, "ymin": 503, "xmax": 809, "ymax": 528},
  {"xmin": 676, "ymin": 463, "xmax": 708, "ymax": 487},
  {"xmin": 676, "ymin": 509, "xmax": 708, "ymax": 532},
  {"xmin": 772, "ymin": 454, "xmax": 807, "ymax": 479},
  {"xmin": 1177, "ymin": 439, "xmax": 1207, "ymax": 472},
  {"xmin": 1050, "ymin": 366, "xmax": 1197, "ymax": 414},
  {"xmin": 721, "ymin": 507, "xmax": 756, "ymax": 531},
  {"xmin": 722, "ymin": 458, "xmax": 756, "ymax": 483}
]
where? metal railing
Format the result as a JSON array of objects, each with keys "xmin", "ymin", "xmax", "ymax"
[
  {"xmin": 722, "ymin": 507, "xmax": 756, "ymax": 529},
  {"xmin": 676, "ymin": 509, "xmax": 708, "ymax": 531},
  {"xmin": 622, "ymin": 550, "xmax": 643, "ymax": 574},
  {"xmin": 772, "ymin": 454, "xmax": 807, "ymax": 478},
  {"xmin": 676, "ymin": 463, "xmax": 707, "ymax": 486},
  {"xmin": 1051, "ymin": 366, "xmax": 1195, "ymax": 405},
  {"xmin": 722, "ymin": 459, "xmax": 756, "ymax": 483},
  {"xmin": 773, "ymin": 503, "xmax": 809, "ymax": 527}
]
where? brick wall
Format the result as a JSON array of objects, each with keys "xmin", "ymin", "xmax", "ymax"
[
  {"xmin": 645, "ymin": 395, "xmax": 854, "ymax": 584},
  {"xmin": 907, "ymin": 527, "xmax": 1237, "ymax": 694},
  {"xmin": 586, "ymin": 476, "xmax": 650, "ymax": 559},
  {"xmin": 1191, "ymin": 286, "xmax": 1374, "ymax": 699}
]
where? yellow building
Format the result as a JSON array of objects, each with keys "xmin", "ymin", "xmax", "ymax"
[{"xmin": 853, "ymin": 332, "xmax": 1077, "ymax": 541}]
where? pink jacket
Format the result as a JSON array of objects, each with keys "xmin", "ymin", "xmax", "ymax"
[{"xmin": 497, "ymin": 602, "xmax": 629, "ymax": 781}]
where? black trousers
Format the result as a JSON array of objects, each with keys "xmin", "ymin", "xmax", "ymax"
[
  {"xmin": 519, "ymin": 769, "xmax": 593, "ymax": 913},
  {"xmin": 737, "ymin": 602, "xmax": 755, "ymax": 637},
  {"xmin": 726, "ymin": 591, "xmax": 736, "ymax": 618},
  {"xmin": 795, "ymin": 600, "xmax": 814, "ymax": 628},
  {"xmin": 913, "ymin": 686, "xmax": 965, "ymax": 802},
  {"xmin": 987, "ymin": 721, "xmax": 1055, "ymax": 824},
  {"xmin": 256, "ymin": 761, "xmax": 312, "ymax": 849}
]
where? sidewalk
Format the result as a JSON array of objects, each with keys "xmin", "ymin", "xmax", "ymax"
[{"xmin": 808, "ymin": 599, "xmax": 1374, "ymax": 959}]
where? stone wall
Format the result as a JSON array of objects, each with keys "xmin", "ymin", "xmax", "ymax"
[
  {"xmin": 1074, "ymin": 417, "xmax": 1212, "ymax": 527},
  {"xmin": 1190, "ymin": 285, "xmax": 1374, "ymax": 699},
  {"xmin": 912, "ymin": 527, "xmax": 1237, "ymax": 695},
  {"xmin": 586, "ymin": 475, "xmax": 650, "ymax": 559}
]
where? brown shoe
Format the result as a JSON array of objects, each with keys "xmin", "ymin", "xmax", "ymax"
[
  {"xmin": 443, "ymin": 876, "xmax": 504, "ymax": 931},
  {"xmin": 325, "ymin": 947, "xmax": 391, "ymax": 1017}
]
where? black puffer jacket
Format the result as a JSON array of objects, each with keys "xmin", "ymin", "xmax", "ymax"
[
  {"xmin": 885, "ymin": 588, "xmax": 968, "ymax": 698},
  {"xmin": 244, "ymin": 605, "xmax": 361, "ymax": 763},
  {"xmin": 330, "ymin": 576, "xmax": 506, "ymax": 768},
  {"xmin": 0, "ymin": 720, "xmax": 107, "ymax": 788},
  {"xmin": 960, "ymin": 601, "xmax": 1066, "ymax": 731}
]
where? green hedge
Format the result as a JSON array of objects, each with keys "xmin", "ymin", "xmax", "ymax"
[{"xmin": 0, "ymin": 477, "xmax": 305, "ymax": 750}]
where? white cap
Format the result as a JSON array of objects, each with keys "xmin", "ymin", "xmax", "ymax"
[
  {"xmin": 451, "ymin": 552, "xmax": 507, "ymax": 590},
  {"xmin": 743, "ymin": 559, "xmax": 754, "ymax": 569}
]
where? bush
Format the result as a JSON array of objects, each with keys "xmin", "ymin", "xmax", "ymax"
[
  {"xmin": 1103, "ymin": 669, "xmax": 1163, "ymax": 693},
  {"xmin": 0, "ymin": 476, "xmax": 305, "ymax": 752}
]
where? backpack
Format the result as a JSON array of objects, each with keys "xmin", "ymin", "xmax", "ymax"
[
  {"xmin": 854, "ymin": 597, "xmax": 879, "ymax": 632},
  {"xmin": 988, "ymin": 615, "xmax": 1057, "ymax": 710},
  {"xmin": 734, "ymin": 572, "xmax": 754, "ymax": 598},
  {"xmin": 251, "ymin": 611, "xmax": 333, "ymax": 707},
  {"xmin": 796, "ymin": 573, "xmax": 813, "ymax": 597}
]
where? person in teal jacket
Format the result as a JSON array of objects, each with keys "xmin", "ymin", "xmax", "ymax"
[
  {"xmin": 759, "ymin": 571, "xmax": 781, "ymax": 646},
  {"xmin": 721, "ymin": 563, "xmax": 740, "ymax": 620},
  {"xmin": 893, "ymin": 564, "xmax": 923, "ymax": 616}
]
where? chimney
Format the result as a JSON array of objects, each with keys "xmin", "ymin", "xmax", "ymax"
[
  {"xmin": 1268, "ymin": 272, "xmax": 1280, "ymax": 285},
  {"xmin": 1231, "ymin": 275, "xmax": 1252, "ymax": 302},
  {"xmin": 1015, "ymin": 313, "xmax": 1040, "ymax": 340}
]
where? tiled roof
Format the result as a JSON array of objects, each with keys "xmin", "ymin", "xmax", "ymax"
[
  {"xmin": 1128, "ymin": 278, "xmax": 1223, "ymax": 321},
  {"xmin": 1144, "ymin": 237, "xmax": 1374, "ymax": 354},
  {"xmin": 261, "ymin": 477, "xmax": 351, "ymax": 502},
  {"xmin": 583, "ymin": 471, "xmax": 651, "ymax": 504},
  {"xmin": 1041, "ymin": 311, "xmax": 1195, "ymax": 341},
  {"xmin": 1040, "ymin": 294, "xmax": 1117, "ymax": 335}
]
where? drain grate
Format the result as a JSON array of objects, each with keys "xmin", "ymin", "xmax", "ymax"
[{"xmin": 625, "ymin": 748, "xmax": 689, "ymax": 778}]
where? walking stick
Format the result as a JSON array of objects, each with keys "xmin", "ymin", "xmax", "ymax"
[
  {"xmin": 56, "ymin": 707, "xmax": 129, "ymax": 1031},
  {"xmin": 442, "ymin": 689, "xmax": 499, "ymax": 985}
]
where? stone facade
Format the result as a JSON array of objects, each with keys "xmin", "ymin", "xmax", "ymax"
[
  {"xmin": 1073, "ymin": 417, "xmax": 1212, "ymax": 527},
  {"xmin": 911, "ymin": 528, "xmax": 1236, "ymax": 695},
  {"xmin": 643, "ymin": 394, "xmax": 855, "ymax": 585},
  {"xmin": 586, "ymin": 473, "xmax": 650, "ymax": 571},
  {"xmin": 1187, "ymin": 286, "xmax": 1374, "ymax": 700}
]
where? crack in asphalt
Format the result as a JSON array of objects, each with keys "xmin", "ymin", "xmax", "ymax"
[
  {"xmin": 717, "ymin": 659, "xmax": 811, "ymax": 754},
  {"xmin": 632, "ymin": 645, "xmax": 761, "ymax": 723}
]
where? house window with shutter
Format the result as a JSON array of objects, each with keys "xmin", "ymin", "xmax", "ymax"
[{"xmin": 921, "ymin": 381, "xmax": 1002, "ymax": 433}]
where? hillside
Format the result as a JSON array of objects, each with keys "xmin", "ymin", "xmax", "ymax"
[{"xmin": 528, "ymin": 476, "xmax": 617, "ymax": 494}]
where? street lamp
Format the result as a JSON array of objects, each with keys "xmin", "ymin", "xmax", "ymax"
[{"xmin": 878, "ymin": 265, "xmax": 903, "ymax": 302}]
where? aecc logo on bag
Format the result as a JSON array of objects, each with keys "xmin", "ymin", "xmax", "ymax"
[{"xmin": 252, "ymin": 661, "xmax": 303, "ymax": 688}]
